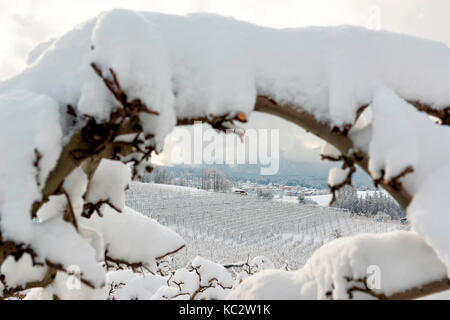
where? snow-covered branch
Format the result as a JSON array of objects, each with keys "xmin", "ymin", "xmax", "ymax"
[
  {"xmin": 254, "ymin": 96, "xmax": 414, "ymax": 209},
  {"xmin": 153, "ymin": 257, "xmax": 234, "ymax": 300},
  {"xmin": 230, "ymin": 231, "xmax": 449, "ymax": 300}
]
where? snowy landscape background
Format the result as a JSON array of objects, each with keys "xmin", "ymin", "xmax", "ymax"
[{"xmin": 125, "ymin": 181, "xmax": 407, "ymax": 272}]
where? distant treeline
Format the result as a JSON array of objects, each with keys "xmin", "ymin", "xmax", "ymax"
[
  {"xmin": 142, "ymin": 166, "xmax": 232, "ymax": 192},
  {"xmin": 143, "ymin": 161, "xmax": 375, "ymax": 190},
  {"xmin": 333, "ymin": 186, "xmax": 405, "ymax": 220}
]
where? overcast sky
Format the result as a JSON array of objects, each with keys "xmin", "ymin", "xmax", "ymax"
[{"xmin": 1, "ymin": 0, "xmax": 449, "ymax": 164}]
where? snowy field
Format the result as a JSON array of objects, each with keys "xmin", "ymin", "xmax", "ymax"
[{"xmin": 126, "ymin": 183, "xmax": 407, "ymax": 270}]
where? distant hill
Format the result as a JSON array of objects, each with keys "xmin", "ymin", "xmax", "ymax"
[{"xmin": 157, "ymin": 157, "xmax": 374, "ymax": 189}]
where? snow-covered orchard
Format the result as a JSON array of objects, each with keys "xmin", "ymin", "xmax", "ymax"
[{"xmin": 0, "ymin": 9, "xmax": 449, "ymax": 299}]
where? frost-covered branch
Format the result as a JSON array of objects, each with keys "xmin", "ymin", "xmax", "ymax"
[
  {"xmin": 407, "ymin": 101, "xmax": 450, "ymax": 125},
  {"xmin": 343, "ymin": 276, "xmax": 450, "ymax": 300},
  {"xmin": 1, "ymin": 267, "xmax": 58, "ymax": 300},
  {"xmin": 32, "ymin": 67, "xmax": 155, "ymax": 218},
  {"xmin": 386, "ymin": 277, "xmax": 450, "ymax": 300},
  {"xmin": 254, "ymin": 96, "xmax": 413, "ymax": 210}
]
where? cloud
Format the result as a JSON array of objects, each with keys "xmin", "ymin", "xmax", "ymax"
[
  {"xmin": 3, "ymin": 0, "xmax": 450, "ymax": 81},
  {"xmin": 152, "ymin": 112, "xmax": 323, "ymax": 166},
  {"xmin": 245, "ymin": 112, "xmax": 323, "ymax": 163}
]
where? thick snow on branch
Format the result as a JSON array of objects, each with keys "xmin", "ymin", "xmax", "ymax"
[
  {"xmin": 152, "ymin": 256, "xmax": 233, "ymax": 300},
  {"xmin": 83, "ymin": 206, "xmax": 185, "ymax": 270},
  {"xmin": 230, "ymin": 231, "xmax": 447, "ymax": 300},
  {"xmin": 65, "ymin": 162, "xmax": 185, "ymax": 272},
  {"xmin": 321, "ymin": 142, "xmax": 342, "ymax": 161},
  {"xmin": 409, "ymin": 166, "xmax": 450, "ymax": 275},
  {"xmin": 1, "ymin": 254, "xmax": 47, "ymax": 289},
  {"xmin": 328, "ymin": 167, "xmax": 351, "ymax": 187},
  {"xmin": 4, "ymin": 9, "xmax": 450, "ymax": 129},
  {"xmin": 193, "ymin": 256, "xmax": 234, "ymax": 289},
  {"xmin": 365, "ymin": 88, "xmax": 450, "ymax": 271},
  {"xmin": 85, "ymin": 159, "xmax": 131, "ymax": 215},
  {"xmin": 0, "ymin": 93, "xmax": 105, "ymax": 287},
  {"xmin": 24, "ymin": 272, "xmax": 109, "ymax": 300},
  {"xmin": 250, "ymin": 256, "xmax": 275, "ymax": 272},
  {"xmin": 107, "ymin": 269, "xmax": 167, "ymax": 300},
  {"xmin": 0, "ymin": 91, "xmax": 61, "ymax": 241}
]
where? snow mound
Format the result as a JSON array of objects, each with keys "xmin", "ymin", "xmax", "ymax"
[
  {"xmin": 83, "ymin": 206, "xmax": 185, "ymax": 271},
  {"xmin": 230, "ymin": 231, "xmax": 447, "ymax": 300},
  {"xmin": 152, "ymin": 256, "xmax": 233, "ymax": 300}
]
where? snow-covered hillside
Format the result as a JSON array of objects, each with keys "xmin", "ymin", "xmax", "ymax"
[
  {"xmin": 306, "ymin": 190, "xmax": 386, "ymax": 207},
  {"xmin": 126, "ymin": 183, "xmax": 407, "ymax": 269}
]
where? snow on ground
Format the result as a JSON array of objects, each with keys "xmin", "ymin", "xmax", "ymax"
[
  {"xmin": 307, "ymin": 194, "xmax": 333, "ymax": 207},
  {"xmin": 307, "ymin": 191, "xmax": 387, "ymax": 207},
  {"xmin": 126, "ymin": 183, "xmax": 406, "ymax": 270},
  {"xmin": 273, "ymin": 195, "xmax": 299, "ymax": 204}
]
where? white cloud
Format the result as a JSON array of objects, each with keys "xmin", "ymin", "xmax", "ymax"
[
  {"xmin": 152, "ymin": 112, "xmax": 323, "ymax": 166},
  {"xmin": 3, "ymin": 0, "xmax": 450, "ymax": 81}
]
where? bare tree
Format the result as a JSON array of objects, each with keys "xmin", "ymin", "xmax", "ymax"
[{"xmin": 202, "ymin": 168, "xmax": 232, "ymax": 192}]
